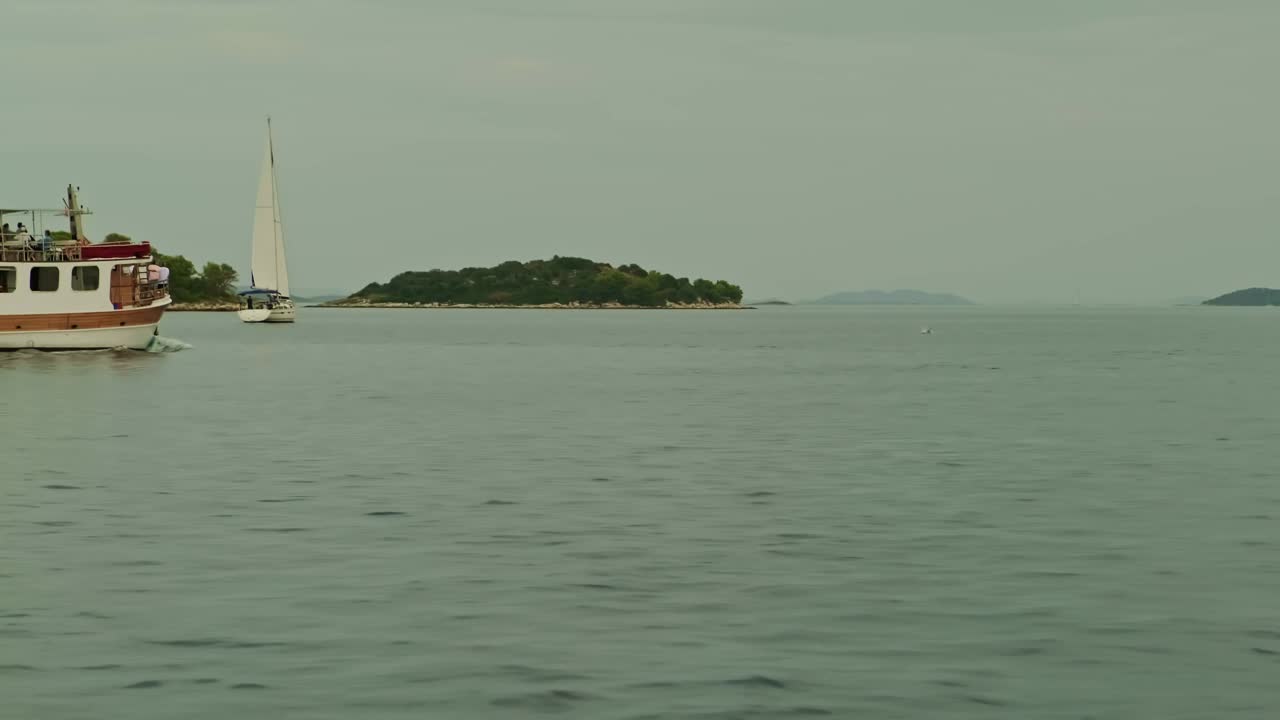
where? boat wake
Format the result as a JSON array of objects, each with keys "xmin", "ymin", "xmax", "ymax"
[
  {"xmin": 142, "ymin": 335, "xmax": 191, "ymax": 353},
  {"xmin": 3, "ymin": 337, "xmax": 189, "ymax": 355}
]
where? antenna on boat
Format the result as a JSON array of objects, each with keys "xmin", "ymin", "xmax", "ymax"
[{"xmin": 67, "ymin": 184, "xmax": 83, "ymax": 243}]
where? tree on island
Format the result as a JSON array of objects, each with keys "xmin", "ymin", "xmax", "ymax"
[
  {"xmin": 347, "ymin": 256, "xmax": 744, "ymax": 307},
  {"xmin": 150, "ymin": 246, "xmax": 239, "ymax": 303},
  {"xmin": 197, "ymin": 262, "xmax": 239, "ymax": 299}
]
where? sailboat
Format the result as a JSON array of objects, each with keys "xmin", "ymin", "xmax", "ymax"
[{"xmin": 238, "ymin": 118, "xmax": 296, "ymax": 323}]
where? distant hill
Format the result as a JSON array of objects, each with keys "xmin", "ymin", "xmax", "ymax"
[
  {"xmin": 293, "ymin": 288, "xmax": 352, "ymax": 299},
  {"xmin": 236, "ymin": 286, "xmax": 349, "ymax": 302},
  {"xmin": 1203, "ymin": 288, "xmax": 1280, "ymax": 306},
  {"xmin": 810, "ymin": 289, "xmax": 974, "ymax": 306}
]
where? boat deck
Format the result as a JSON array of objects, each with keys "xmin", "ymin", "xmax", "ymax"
[{"xmin": 0, "ymin": 242, "xmax": 153, "ymax": 264}]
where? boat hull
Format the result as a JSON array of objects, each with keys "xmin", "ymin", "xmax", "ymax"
[
  {"xmin": 0, "ymin": 321, "xmax": 161, "ymax": 350},
  {"xmin": 0, "ymin": 304, "xmax": 167, "ymax": 350},
  {"xmin": 265, "ymin": 304, "xmax": 295, "ymax": 323},
  {"xmin": 238, "ymin": 303, "xmax": 295, "ymax": 323}
]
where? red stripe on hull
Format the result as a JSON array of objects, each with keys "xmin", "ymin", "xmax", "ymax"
[{"xmin": 0, "ymin": 305, "xmax": 165, "ymax": 333}]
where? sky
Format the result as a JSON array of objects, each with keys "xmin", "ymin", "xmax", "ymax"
[{"xmin": 2, "ymin": 0, "xmax": 1277, "ymax": 303}]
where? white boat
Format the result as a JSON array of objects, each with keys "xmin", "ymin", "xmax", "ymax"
[
  {"xmin": 921, "ymin": 326, "xmax": 932, "ymax": 334},
  {"xmin": 238, "ymin": 118, "xmax": 296, "ymax": 324},
  {"xmin": 0, "ymin": 185, "xmax": 171, "ymax": 350}
]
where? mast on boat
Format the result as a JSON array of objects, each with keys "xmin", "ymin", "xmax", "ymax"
[{"xmin": 66, "ymin": 184, "xmax": 90, "ymax": 243}]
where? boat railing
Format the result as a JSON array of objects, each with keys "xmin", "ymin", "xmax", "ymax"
[
  {"xmin": 0, "ymin": 241, "xmax": 155, "ymax": 265},
  {"xmin": 109, "ymin": 265, "xmax": 168, "ymax": 307},
  {"xmin": 0, "ymin": 245, "xmax": 84, "ymax": 263},
  {"xmin": 137, "ymin": 280, "xmax": 168, "ymax": 304}
]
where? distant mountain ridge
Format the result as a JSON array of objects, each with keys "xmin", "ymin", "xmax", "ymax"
[
  {"xmin": 235, "ymin": 286, "xmax": 350, "ymax": 300},
  {"xmin": 810, "ymin": 289, "xmax": 974, "ymax": 306}
]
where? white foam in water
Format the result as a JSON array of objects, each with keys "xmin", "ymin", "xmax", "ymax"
[{"xmin": 143, "ymin": 335, "xmax": 192, "ymax": 353}]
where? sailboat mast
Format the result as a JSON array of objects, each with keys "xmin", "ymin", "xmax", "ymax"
[{"xmin": 267, "ymin": 117, "xmax": 288, "ymax": 297}]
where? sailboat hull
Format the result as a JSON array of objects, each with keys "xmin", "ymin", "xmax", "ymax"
[
  {"xmin": 239, "ymin": 296, "xmax": 295, "ymax": 323},
  {"xmin": 264, "ymin": 304, "xmax": 295, "ymax": 323},
  {"xmin": 238, "ymin": 302, "xmax": 294, "ymax": 323}
]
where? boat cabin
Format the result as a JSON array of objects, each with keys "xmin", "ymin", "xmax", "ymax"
[
  {"xmin": 0, "ymin": 186, "xmax": 171, "ymax": 349},
  {"xmin": 0, "ymin": 187, "xmax": 168, "ymax": 313}
]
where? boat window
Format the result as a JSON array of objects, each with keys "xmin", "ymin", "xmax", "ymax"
[
  {"xmin": 0, "ymin": 266, "xmax": 14, "ymax": 293},
  {"xmin": 30, "ymin": 267, "xmax": 59, "ymax": 292},
  {"xmin": 72, "ymin": 266, "xmax": 100, "ymax": 291}
]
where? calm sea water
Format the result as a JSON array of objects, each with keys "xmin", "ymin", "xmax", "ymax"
[{"xmin": 3, "ymin": 306, "xmax": 1279, "ymax": 719}]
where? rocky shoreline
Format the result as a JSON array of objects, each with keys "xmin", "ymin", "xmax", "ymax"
[
  {"xmin": 314, "ymin": 297, "xmax": 747, "ymax": 308},
  {"xmin": 318, "ymin": 299, "xmax": 745, "ymax": 310},
  {"xmin": 168, "ymin": 301, "xmax": 239, "ymax": 312},
  {"xmin": 168, "ymin": 300, "xmax": 748, "ymax": 311}
]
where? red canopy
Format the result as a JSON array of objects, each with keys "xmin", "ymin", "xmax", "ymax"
[{"xmin": 81, "ymin": 242, "xmax": 152, "ymax": 261}]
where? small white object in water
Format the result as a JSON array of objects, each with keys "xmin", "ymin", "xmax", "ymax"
[{"xmin": 921, "ymin": 326, "xmax": 932, "ymax": 334}]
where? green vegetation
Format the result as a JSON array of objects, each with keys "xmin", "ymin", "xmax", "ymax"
[
  {"xmin": 149, "ymin": 246, "xmax": 240, "ymax": 304},
  {"xmin": 1203, "ymin": 288, "xmax": 1280, "ymax": 306},
  {"xmin": 348, "ymin": 257, "xmax": 744, "ymax": 306}
]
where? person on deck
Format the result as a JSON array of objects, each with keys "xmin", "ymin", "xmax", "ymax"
[{"xmin": 13, "ymin": 224, "xmax": 32, "ymax": 246}]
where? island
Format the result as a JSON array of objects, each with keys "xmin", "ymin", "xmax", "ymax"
[
  {"xmin": 323, "ymin": 257, "xmax": 745, "ymax": 309},
  {"xmin": 810, "ymin": 289, "xmax": 974, "ymax": 306},
  {"xmin": 1202, "ymin": 288, "xmax": 1280, "ymax": 306}
]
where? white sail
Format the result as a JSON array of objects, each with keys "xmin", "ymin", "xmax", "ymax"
[{"xmin": 250, "ymin": 122, "xmax": 290, "ymax": 297}]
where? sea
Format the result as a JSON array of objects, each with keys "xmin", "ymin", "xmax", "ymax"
[{"xmin": 3, "ymin": 305, "xmax": 1279, "ymax": 719}]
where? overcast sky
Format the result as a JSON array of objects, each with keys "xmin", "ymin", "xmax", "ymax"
[{"xmin": 2, "ymin": 0, "xmax": 1277, "ymax": 302}]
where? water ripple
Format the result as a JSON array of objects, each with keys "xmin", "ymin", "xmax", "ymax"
[
  {"xmin": 490, "ymin": 689, "xmax": 596, "ymax": 710},
  {"xmin": 144, "ymin": 639, "xmax": 290, "ymax": 650}
]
